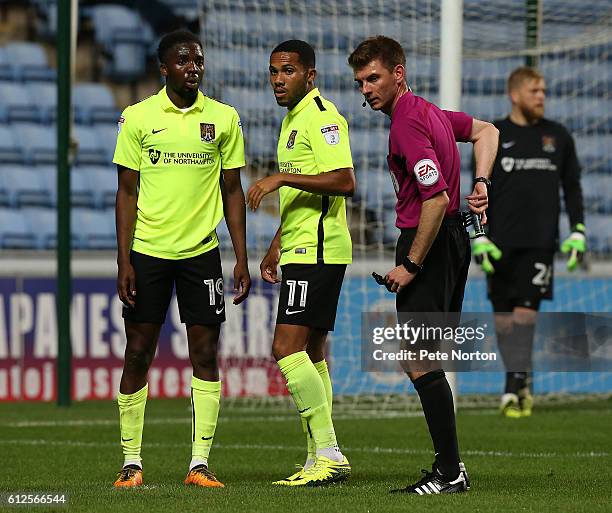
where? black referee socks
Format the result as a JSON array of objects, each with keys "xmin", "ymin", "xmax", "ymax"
[{"xmin": 413, "ymin": 370, "xmax": 460, "ymax": 481}]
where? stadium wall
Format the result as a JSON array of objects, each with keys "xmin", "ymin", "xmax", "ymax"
[{"xmin": 1, "ymin": 257, "xmax": 610, "ymax": 401}]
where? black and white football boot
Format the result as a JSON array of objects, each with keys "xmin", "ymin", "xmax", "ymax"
[{"xmin": 390, "ymin": 462, "xmax": 469, "ymax": 494}]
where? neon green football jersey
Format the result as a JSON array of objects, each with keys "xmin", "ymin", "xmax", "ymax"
[
  {"xmin": 277, "ymin": 88, "xmax": 353, "ymax": 265},
  {"xmin": 113, "ymin": 87, "xmax": 245, "ymax": 260}
]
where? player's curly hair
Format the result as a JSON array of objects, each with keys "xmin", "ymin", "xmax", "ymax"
[
  {"xmin": 271, "ymin": 40, "xmax": 316, "ymax": 69},
  {"xmin": 348, "ymin": 36, "xmax": 406, "ymax": 72},
  {"xmin": 157, "ymin": 30, "xmax": 203, "ymax": 64}
]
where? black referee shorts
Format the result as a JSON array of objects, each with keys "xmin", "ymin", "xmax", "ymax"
[
  {"xmin": 395, "ymin": 215, "xmax": 470, "ymax": 313},
  {"xmin": 122, "ymin": 247, "xmax": 226, "ymax": 325},
  {"xmin": 488, "ymin": 247, "xmax": 554, "ymax": 312},
  {"xmin": 276, "ymin": 263, "xmax": 346, "ymax": 331}
]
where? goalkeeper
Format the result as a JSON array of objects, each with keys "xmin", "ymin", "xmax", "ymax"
[{"xmin": 473, "ymin": 67, "xmax": 585, "ymax": 418}]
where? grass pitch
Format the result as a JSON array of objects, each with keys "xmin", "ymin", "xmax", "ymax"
[{"xmin": 1, "ymin": 397, "xmax": 611, "ymax": 513}]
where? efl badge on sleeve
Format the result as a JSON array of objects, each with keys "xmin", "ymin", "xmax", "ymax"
[
  {"xmin": 286, "ymin": 129, "xmax": 298, "ymax": 149},
  {"xmin": 117, "ymin": 116, "xmax": 125, "ymax": 134},
  {"xmin": 200, "ymin": 123, "xmax": 216, "ymax": 143},
  {"xmin": 542, "ymin": 135, "xmax": 556, "ymax": 153},
  {"xmin": 320, "ymin": 124, "xmax": 340, "ymax": 145}
]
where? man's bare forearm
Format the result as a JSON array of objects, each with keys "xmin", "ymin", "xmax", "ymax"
[
  {"xmin": 279, "ymin": 168, "xmax": 355, "ymax": 196},
  {"xmin": 407, "ymin": 193, "xmax": 449, "ymax": 265},
  {"xmin": 472, "ymin": 122, "xmax": 499, "ymax": 180},
  {"xmin": 223, "ymin": 186, "xmax": 248, "ymax": 264},
  {"xmin": 115, "ymin": 190, "xmax": 137, "ymax": 265}
]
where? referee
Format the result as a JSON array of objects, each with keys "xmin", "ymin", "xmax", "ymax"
[
  {"xmin": 473, "ymin": 67, "xmax": 585, "ymax": 418},
  {"xmin": 112, "ymin": 31, "xmax": 250, "ymax": 488},
  {"xmin": 247, "ymin": 40, "xmax": 355, "ymax": 487},
  {"xmin": 349, "ymin": 36, "xmax": 499, "ymax": 494}
]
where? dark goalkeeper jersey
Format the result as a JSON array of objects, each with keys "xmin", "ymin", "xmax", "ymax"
[{"xmin": 486, "ymin": 117, "xmax": 584, "ymax": 250}]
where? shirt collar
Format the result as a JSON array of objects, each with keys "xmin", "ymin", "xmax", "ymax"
[
  {"xmin": 158, "ymin": 86, "xmax": 206, "ymax": 113},
  {"xmin": 288, "ymin": 87, "xmax": 320, "ymax": 117},
  {"xmin": 391, "ymin": 89, "xmax": 414, "ymax": 119}
]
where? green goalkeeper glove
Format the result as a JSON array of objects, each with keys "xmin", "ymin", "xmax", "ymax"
[
  {"xmin": 561, "ymin": 223, "xmax": 586, "ymax": 272},
  {"xmin": 473, "ymin": 236, "xmax": 502, "ymax": 274}
]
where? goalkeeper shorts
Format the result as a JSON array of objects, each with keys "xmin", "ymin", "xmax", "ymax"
[{"xmin": 487, "ymin": 247, "xmax": 554, "ymax": 312}]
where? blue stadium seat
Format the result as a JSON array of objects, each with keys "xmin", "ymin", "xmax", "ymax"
[
  {"xmin": 354, "ymin": 169, "xmax": 396, "ymax": 211},
  {"xmin": 94, "ymin": 123, "xmax": 119, "ymax": 162},
  {"xmin": 74, "ymin": 125, "xmax": 107, "ymax": 166},
  {"xmin": 73, "ymin": 83, "xmax": 118, "ymax": 124},
  {"xmin": 36, "ymin": 165, "xmax": 96, "ymax": 208},
  {"xmin": 349, "ymin": 128, "xmax": 388, "ymax": 160},
  {"xmin": 246, "ymin": 210, "xmax": 279, "ymax": 250},
  {"xmin": 244, "ymin": 126, "xmax": 277, "ymax": 161},
  {"xmin": 462, "ymin": 96, "xmax": 509, "ymax": 121},
  {"xmin": 90, "ymin": 5, "xmax": 154, "ymax": 82},
  {"xmin": 0, "ymin": 125, "xmax": 24, "ymax": 163},
  {"xmin": 0, "ymin": 208, "xmax": 37, "ymax": 249},
  {"xmin": 0, "ymin": 166, "xmax": 52, "ymax": 207},
  {"xmin": 22, "ymin": 207, "xmax": 56, "ymax": 249},
  {"xmin": 0, "ymin": 82, "xmax": 41, "ymax": 123},
  {"xmin": 14, "ymin": 123, "xmax": 56, "ymax": 165},
  {"xmin": 71, "ymin": 208, "xmax": 115, "ymax": 249},
  {"xmin": 3, "ymin": 42, "xmax": 55, "ymax": 81},
  {"xmin": 26, "ymin": 82, "xmax": 56, "ymax": 124},
  {"xmin": 0, "ymin": 47, "xmax": 13, "ymax": 81},
  {"xmin": 79, "ymin": 166, "xmax": 116, "ymax": 208}
]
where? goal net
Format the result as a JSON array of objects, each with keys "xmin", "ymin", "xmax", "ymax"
[{"xmin": 197, "ymin": 0, "xmax": 612, "ymax": 406}]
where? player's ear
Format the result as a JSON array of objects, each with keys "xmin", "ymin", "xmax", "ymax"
[
  {"xmin": 307, "ymin": 67, "xmax": 317, "ymax": 86},
  {"xmin": 160, "ymin": 63, "xmax": 168, "ymax": 78},
  {"xmin": 394, "ymin": 64, "xmax": 405, "ymax": 84}
]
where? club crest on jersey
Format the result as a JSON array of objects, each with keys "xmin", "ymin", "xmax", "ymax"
[
  {"xmin": 413, "ymin": 159, "xmax": 439, "ymax": 186},
  {"xmin": 286, "ymin": 129, "xmax": 298, "ymax": 149},
  {"xmin": 320, "ymin": 124, "xmax": 340, "ymax": 145},
  {"xmin": 149, "ymin": 148, "xmax": 161, "ymax": 164},
  {"xmin": 542, "ymin": 135, "xmax": 556, "ymax": 153},
  {"xmin": 200, "ymin": 123, "xmax": 215, "ymax": 143},
  {"xmin": 501, "ymin": 157, "xmax": 514, "ymax": 172}
]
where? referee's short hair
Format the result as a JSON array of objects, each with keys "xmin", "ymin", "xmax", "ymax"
[
  {"xmin": 348, "ymin": 36, "xmax": 406, "ymax": 72},
  {"xmin": 508, "ymin": 66, "xmax": 544, "ymax": 92},
  {"xmin": 271, "ymin": 40, "xmax": 316, "ymax": 69},
  {"xmin": 157, "ymin": 30, "xmax": 203, "ymax": 64}
]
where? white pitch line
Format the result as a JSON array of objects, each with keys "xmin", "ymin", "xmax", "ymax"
[
  {"xmin": 0, "ymin": 439, "xmax": 607, "ymax": 459},
  {"xmin": 4, "ymin": 409, "xmax": 508, "ymax": 428}
]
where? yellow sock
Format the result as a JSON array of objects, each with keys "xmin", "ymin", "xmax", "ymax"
[
  {"xmin": 278, "ymin": 352, "xmax": 337, "ymax": 450},
  {"xmin": 314, "ymin": 359, "xmax": 333, "ymax": 414},
  {"xmin": 118, "ymin": 384, "xmax": 148, "ymax": 466},
  {"xmin": 190, "ymin": 377, "xmax": 221, "ymax": 466}
]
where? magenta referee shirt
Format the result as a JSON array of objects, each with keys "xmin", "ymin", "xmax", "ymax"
[{"xmin": 387, "ymin": 91, "xmax": 472, "ymax": 229}]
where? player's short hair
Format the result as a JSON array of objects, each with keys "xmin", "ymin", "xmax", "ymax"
[
  {"xmin": 157, "ymin": 30, "xmax": 203, "ymax": 64},
  {"xmin": 348, "ymin": 36, "xmax": 406, "ymax": 72},
  {"xmin": 508, "ymin": 66, "xmax": 545, "ymax": 92},
  {"xmin": 271, "ymin": 40, "xmax": 316, "ymax": 69}
]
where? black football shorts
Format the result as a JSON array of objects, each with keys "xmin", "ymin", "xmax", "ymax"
[
  {"xmin": 276, "ymin": 263, "xmax": 347, "ymax": 331},
  {"xmin": 487, "ymin": 247, "xmax": 554, "ymax": 312},
  {"xmin": 122, "ymin": 247, "xmax": 226, "ymax": 325},
  {"xmin": 395, "ymin": 215, "xmax": 471, "ymax": 313}
]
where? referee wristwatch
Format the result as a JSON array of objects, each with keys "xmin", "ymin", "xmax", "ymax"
[
  {"xmin": 402, "ymin": 256, "xmax": 423, "ymax": 274},
  {"xmin": 473, "ymin": 177, "xmax": 491, "ymax": 188}
]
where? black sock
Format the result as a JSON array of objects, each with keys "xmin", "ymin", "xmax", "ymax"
[
  {"xmin": 498, "ymin": 323, "xmax": 535, "ymax": 393},
  {"xmin": 505, "ymin": 372, "xmax": 527, "ymax": 394},
  {"xmin": 413, "ymin": 370, "xmax": 460, "ymax": 481}
]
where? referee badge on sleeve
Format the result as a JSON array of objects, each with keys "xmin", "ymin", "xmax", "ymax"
[
  {"xmin": 414, "ymin": 159, "xmax": 439, "ymax": 186},
  {"xmin": 117, "ymin": 116, "xmax": 125, "ymax": 134},
  {"xmin": 320, "ymin": 124, "xmax": 340, "ymax": 145}
]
